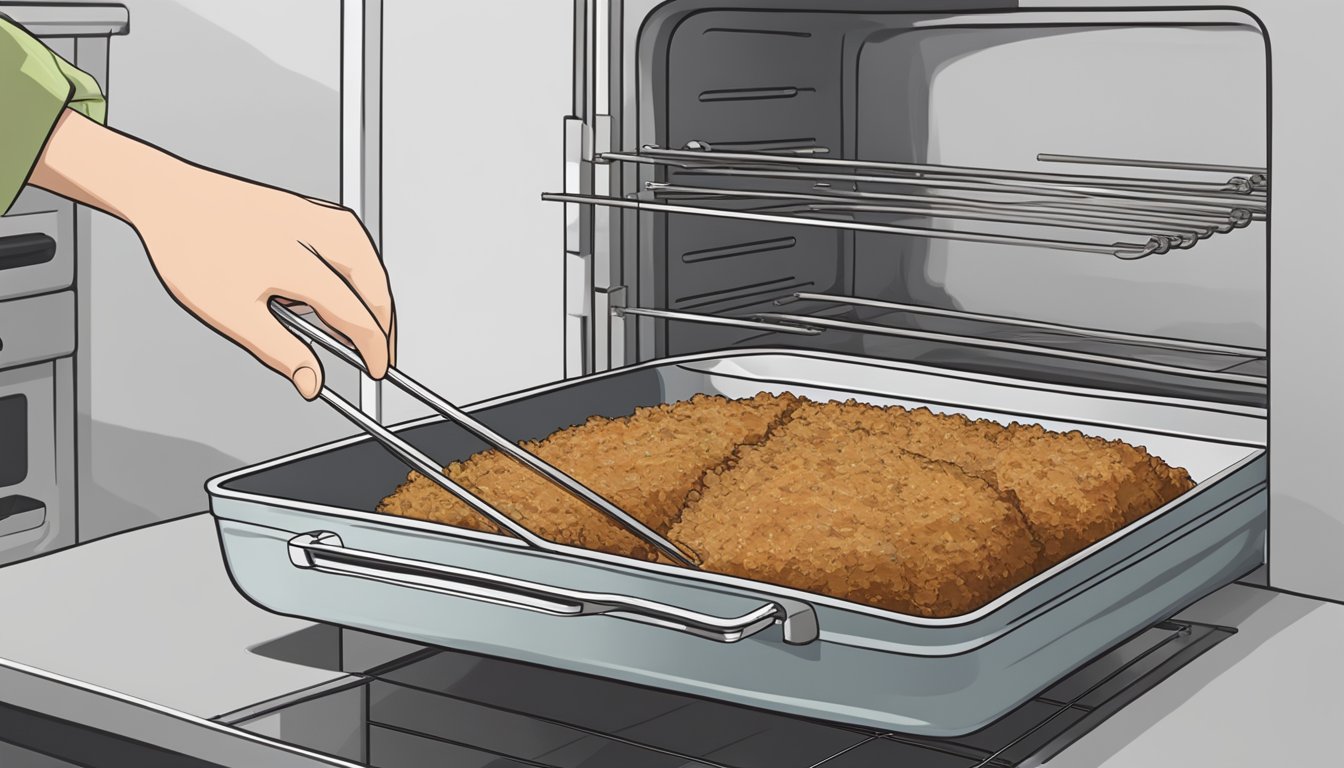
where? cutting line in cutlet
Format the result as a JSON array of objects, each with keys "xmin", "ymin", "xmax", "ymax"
[
  {"xmin": 659, "ymin": 392, "xmax": 807, "ymax": 534},
  {"xmin": 668, "ymin": 401, "xmax": 1043, "ymax": 618},
  {"xmin": 755, "ymin": 400, "xmax": 1195, "ymax": 569},
  {"xmin": 757, "ymin": 399, "xmax": 1049, "ymax": 557}
]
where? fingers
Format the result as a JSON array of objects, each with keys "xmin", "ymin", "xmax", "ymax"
[
  {"xmin": 302, "ymin": 195, "xmax": 344, "ymax": 210},
  {"xmin": 283, "ymin": 259, "xmax": 390, "ymax": 380},
  {"xmin": 306, "ymin": 207, "xmax": 394, "ymax": 338},
  {"xmin": 277, "ymin": 300, "xmax": 358, "ymax": 350},
  {"xmin": 235, "ymin": 310, "xmax": 325, "ymax": 399}
]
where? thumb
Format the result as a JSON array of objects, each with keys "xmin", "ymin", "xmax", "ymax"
[{"xmin": 237, "ymin": 311, "xmax": 325, "ymax": 399}]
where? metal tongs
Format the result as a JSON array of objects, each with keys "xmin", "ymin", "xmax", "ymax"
[{"xmin": 270, "ymin": 301, "xmax": 698, "ymax": 567}]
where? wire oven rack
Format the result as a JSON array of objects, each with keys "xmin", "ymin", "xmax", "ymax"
[
  {"xmin": 548, "ymin": 144, "xmax": 1266, "ymax": 259},
  {"xmin": 543, "ymin": 145, "xmax": 1269, "ymax": 387}
]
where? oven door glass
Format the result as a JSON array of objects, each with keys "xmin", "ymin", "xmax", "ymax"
[
  {"xmin": 0, "ymin": 364, "xmax": 58, "ymax": 549},
  {"xmin": 0, "ymin": 393, "xmax": 28, "ymax": 487}
]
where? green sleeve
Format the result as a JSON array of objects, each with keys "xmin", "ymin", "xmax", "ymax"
[{"xmin": 0, "ymin": 17, "xmax": 107, "ymax": 214}]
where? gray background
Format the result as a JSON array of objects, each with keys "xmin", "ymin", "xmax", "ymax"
[
  {"xmin": 376, "ymin": 1, "xmax": 569, "ymax": 423},
  {"xmin": 52, "ymin": 0, "xmax": 1344, "ymax": 603}
]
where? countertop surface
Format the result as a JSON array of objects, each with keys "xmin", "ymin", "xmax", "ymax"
[
  {"xmin": 1053, "ymin": 581, "xmax": 1344, "ymax": 767},
  {"xmin": 0, "ymin": 513, "xmax": 362, "ymax": 767},
  {"xmin": 0, "ymin": 513, "xmax": 344, "ymax": 720},
  {"xmin": 0, "ymin": 514, "xmax": 1340, "ymax": 767}
]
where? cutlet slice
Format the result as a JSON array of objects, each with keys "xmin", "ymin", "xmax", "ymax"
[
  {"xmin": 377, "ymin": 392, "xmax": 799, "ymax": 561},
  {"xmin": 987, "ymin": 422, "xmax": 1195, "ymax": 565},
  {"xmin": 802, "ymin": 401, "xmax": 1196, "ymax": 567},
  {"xmin": 668, "ymin": 402, "xmax": 1042, "ymax": 617}
]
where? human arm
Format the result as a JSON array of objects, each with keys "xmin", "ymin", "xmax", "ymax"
[
  {"xmin": 29, "ymin": 109, "xmax": 394, "ymax": 398},
  {"xmin": 1, "ymin": 16, "xmax": 106, "ymax": 212},
  {"xmin": 1, "ymin": 17, "xmax": 392, "ymax": 398}
]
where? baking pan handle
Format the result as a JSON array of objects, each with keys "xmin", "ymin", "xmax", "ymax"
[{"xmin": 288, "ymin": 532, "xmax": 819, "ymax": 645}]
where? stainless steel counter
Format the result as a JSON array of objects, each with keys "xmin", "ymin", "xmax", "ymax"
[
  {"xmin": 0, "ymin": 513, "xmax": 1338, "ymax": 766},
  {"xmin": 0, "ymin": 513, "xmax": 364, "ymax": 767},
  {"xmin": 1052, "ymin": 579, "xmax": 1344, "ymax": 767}
]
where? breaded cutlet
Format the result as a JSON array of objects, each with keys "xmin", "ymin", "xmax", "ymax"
[
  {"xmin": 376, "ymin": 392, "xmax": 799, "ymax": 561},
  {"xmin": 668, "ymin": 401, "xmax": 1042, "ymax": 617},
  {"xmin": 988, "ymin": 421, "xmax": 1195, "ymax": 564},
  {"xmin": 799, "ymin": 401, "xmax": 1196, "ymax": 566}
]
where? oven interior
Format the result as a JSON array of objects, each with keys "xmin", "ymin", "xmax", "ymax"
[{"xmin": 567, "ymin": 4, "xmax": 1268, "ymax": 408}]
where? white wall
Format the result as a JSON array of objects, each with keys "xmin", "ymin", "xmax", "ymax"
[{"xmin": 378, "ymin": 0, "xmax": 569, "ymax": 424}]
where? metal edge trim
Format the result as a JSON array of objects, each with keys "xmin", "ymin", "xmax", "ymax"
[
  {"xmin": 212, "ymin": 674, "xmax": 370, "ymax": 726},
  {"xmin": 0, "ymin": 4, "xmax": 130, "ymax": 37},
  {"xmin": 0, "ymin": 656, "xmax": 364, "ymax": 767}
]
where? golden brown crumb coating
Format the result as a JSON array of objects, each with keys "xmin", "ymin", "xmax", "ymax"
[
  {"xmin": 375, "ymin": 392, "xmax": 799, "ymax": 560},
  {"xmin": 787, "ymin": 401, "xmax": 1196, "ymax": 567},
  {"xmin": 668, "ymin": 402, "xmax": 1042, "ymax": 617},
  {"xmin": 987, "ymin": 421, "xmax": 1195, "ymax": 565},
  {"xmin": 376, "ymin": 391, "xmax": 1198, "ymax": 614}
]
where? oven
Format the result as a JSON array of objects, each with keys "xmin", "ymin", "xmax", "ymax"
[
  {"xmin": 0, "ymin": 9, "xmax": 120, "ymax": 565},
  {"xmin": 0, "ymin": 188, "xmax": 77, "ymax": 564},
  {"xmin": 209, "ymin": 0, "xmax": 1283, "ymax": 751}
]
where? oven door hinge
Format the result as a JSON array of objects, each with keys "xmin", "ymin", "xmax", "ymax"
[
  {"xmin": 563, "ymin": 116, "xmax": 594, "ymax": 378},
  {"xmin": 591, "ymin": 114, "xmax": 619, "ymax": 372},
  {"xmin": 595, "ymin": 284, "xmax": 626, "ymax": 371}
]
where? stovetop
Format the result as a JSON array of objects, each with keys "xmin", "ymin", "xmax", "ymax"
[{"xmin": 222, "ymin": 619, "xmax": 1233, "ymax": 768}]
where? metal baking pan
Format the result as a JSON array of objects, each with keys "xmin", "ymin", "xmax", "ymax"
[{"xmin": 207, "ymin": 350, "xmax": 1266, "ymax": 736}]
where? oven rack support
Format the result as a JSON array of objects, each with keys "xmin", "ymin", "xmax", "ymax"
[
  {"xmin": 621, "ymin": 145, "xmax": 1266, "ymax": 198},
  {"xmin": 1037, "ymin": 152, "xmax": 1268, "ymax": 190},
  {"xmin": 646, "ymin": 183, "xmax": 1249, "ymax": 238},
  {"xmin": 545, "ymin": 193, "xmax": 1169, "ymax": 259},
  {"xmin": 598, "ymin": 298, "xmax": 1266, "ymax": 387},
  {"xmin": 549, "ymin": 145, "xmax": 1267, "ymax": 260},
  {"xmin": 777, "ymin": 293, "xmax": 1263, "ymax": 357}
]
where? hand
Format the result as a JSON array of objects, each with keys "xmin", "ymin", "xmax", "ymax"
[{"xmin": 28, "ymin": 110, "xmax": 394, "ymax": 399}]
